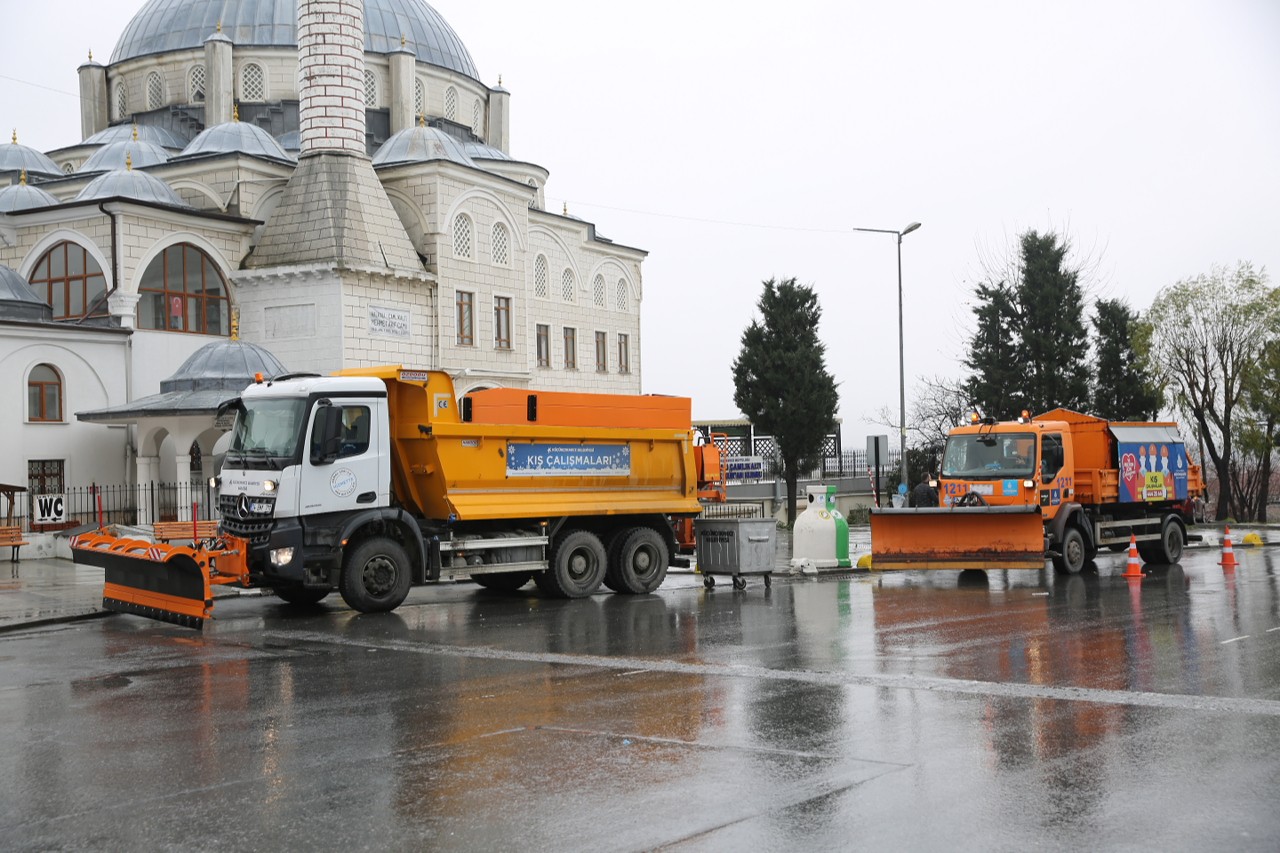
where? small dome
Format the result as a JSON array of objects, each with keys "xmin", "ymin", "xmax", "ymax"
[
  {"xmin": 0, "ymin": 180, "xmax": 59, "ymax": 213},
  {"xmin": 111, "ymin": 0, "xmax": 481, "ymax": 81},
  {"xmin": 161, "ymin": 339, "xmax": 289, "ymax": 393},
  {"xmin": 84, "ymin": 124, "xmax": 190, "ymax": 149},
  {"xmin": 178, "ymin": 122, "xmax": 295, "ymax": 163},
  {"xmin": 461, "ymin": 141, "xmax": 511, "ymax": 161},
  {"xmin": 0, "ymin": 133, "xmax": 61, "ymax": 178},
  {"xmin": 0, "ymin": 264, "xmax": 53, "ymax": 322},
  {"xmin": 79, "ymin": 139, "xmax": 172, "ymax": 173},
  {"xmin": 275, "ymin": 130, "xmax": 300, "ymax": 154},
  {"xmin": 373, "ymin": 126, "xmax": 475, "ymax": 168},
  {"xmin": 77, "ymin": 168, "xmax": 188, "ymax": 207}
]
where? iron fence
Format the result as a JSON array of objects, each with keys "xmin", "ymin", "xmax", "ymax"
[{"xmin": 4, "ymin": 482, "xmax": 219, "ymax": 533}]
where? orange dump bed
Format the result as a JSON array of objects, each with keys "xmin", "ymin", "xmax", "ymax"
[{"xmin": 464, "ymin": 388, "xmax": 691, "ymax": 430}]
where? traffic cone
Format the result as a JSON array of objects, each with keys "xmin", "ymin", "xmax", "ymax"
[
  {"xmin": 1220, "ymin": 526, "xmax": 1238, "ymax": 568},
  {"xmin": 1123, "ymin": 534, "xmax": 1143, "ymax": 579}
]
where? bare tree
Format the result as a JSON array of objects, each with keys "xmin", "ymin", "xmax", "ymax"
[{"xmin": 1140, "ymin": 262, "xmax": 1275, "ymax": 521}]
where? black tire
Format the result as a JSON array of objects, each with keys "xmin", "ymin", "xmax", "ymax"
[
  {"xmin": 1137, "ymin": 517, "xmax": 1184, "ymax": 565},
  {"xmin": 472, "ymin": 571, "xmax": 534, "ymax": 592},
  {"xmin": 1053, "ymin": 527, "xmax": 1086, "ymax": 574},
  {"xmin": 539, "ymin": 530, "xmax": 607, "ymax": 598},
  {"xmin": 602, "ymin": 529, "xmax": 628, "ymax": 593},
  {"xmin": 731, "ymin": 575, "xmax": 747, "ymax": 590},
  {"xmin": 339, "ymin": 537, "xmax": 411, "ymax": 613},
  {"xmin": 606, "ymin": 527, "xmax": 669, "ymax": 595},
  {"xmin": 273, "ymin": 585, "xmax": 330, "ymax": 606}
]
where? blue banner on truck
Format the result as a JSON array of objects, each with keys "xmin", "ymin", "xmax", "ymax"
[
  {"xmin": 1117, "ymin": 440, "xmax": 1188, "ymax": 503},
  {"xmin": 506, "ymin": 442, "xmax": 631, "ymax": 477}
]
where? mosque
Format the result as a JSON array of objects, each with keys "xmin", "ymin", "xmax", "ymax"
[{"xmin": 1, "ymin": 0, "xmax": 647, "ymax": 524}]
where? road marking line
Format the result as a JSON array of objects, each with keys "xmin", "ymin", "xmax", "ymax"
[
  {"xmin": 1267, "ymin": 627, "xmax": 1280, "ymax": 633},
  {"xmin": 1221, "ymin": 636, "xmax": 1249, "ymax": 645},
  {"xmin": 271, "ymin": 630, "xmax": 1280, "ymax": 718}
]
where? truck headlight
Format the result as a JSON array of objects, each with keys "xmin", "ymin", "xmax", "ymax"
[
  {"xmin": 270, "ymin": 547, "xmax": 295, "ymax": 567},
  {"xmin": 209, "ymin": 476, "xmax": 221, "ymax": 489},
  {"xmin": 1023, "ymin": 480, "xmax": 1035, "ymax": 489},
  {"xmin": 262, "ymin": 480, "xmax": 278, "ymax": 493}
]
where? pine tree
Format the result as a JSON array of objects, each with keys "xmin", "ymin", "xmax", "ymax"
[
  {"xmin": 1090, "ymin": 298, "xmax": 1162, "ymax": 420},
  {"xmin": 962, "ymin": 282, "xmax": 1021, "ymax": 417},
  {"xmin": 732, "ymin": 278, "xmax": 839, "ymax": 525},
  {"xmin": 1017, "ymin": 230, "xmax": 1090, "ymax": 413}
]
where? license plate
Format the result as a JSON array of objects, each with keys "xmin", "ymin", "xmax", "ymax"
[{"xmin": 970, "ymin": 484, "xmax": 994, "ymax": 495}]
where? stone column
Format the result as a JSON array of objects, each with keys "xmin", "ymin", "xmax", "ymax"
[
  {"xmin": 298, "ymin": 0, "xmax": 367, "ymax": 155},
  {"xmin": 205, "ymin": 29, "xmax": 234, "ymax": 127},
  {"xmin": 486, "ymin": 81, "xmax": 510, "ymax": 153},
  {"xmin": 388, "ymin": 43, "xmax": 416, "ymax": 134},
  {"xmin": 174, "ymin": 452, "xmax": 193, "ymax": 522},
  {"xmin": 78, "ymin": 54, "xmax": 108, "ymax": 140},
  {"xmin": 108, "ymin": 291, "xmax": 140, "ymax": 329},
  {"xmin": 135, "ymin": 455, "xmax": 157, "ymax": 525}
]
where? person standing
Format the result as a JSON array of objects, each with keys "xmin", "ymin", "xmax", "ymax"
[{"xmin": 909, "ymin": 473, "xmax": 938, "ymax": 508}]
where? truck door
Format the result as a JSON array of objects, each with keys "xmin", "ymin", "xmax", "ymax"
[
  {"xmin": 1039, "ymin": 432, "xmax": 1069, "ymax": 513},
  {"xmin": 302, "ymin": 400, "xmax": 384, "ymax": 515}
]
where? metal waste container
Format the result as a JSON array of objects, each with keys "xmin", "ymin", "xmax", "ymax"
[{"xmin": 694, "ymin": 517, "xmax": 777, "ymax": 589}]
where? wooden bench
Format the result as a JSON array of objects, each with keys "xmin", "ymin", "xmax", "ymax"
[
  {"xmin": 0, "ymin": 525, "xmax": 29, "ymax": 563},
  {"xmin": 152, "ymin": 520, "xmax": 220, "ymax": 544}
]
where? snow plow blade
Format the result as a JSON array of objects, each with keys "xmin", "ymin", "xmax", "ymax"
[
  {"xmin": 71, "ymin": 532, "xmax": 222, "ymax": 629},
  {"xmin": 870, "ymin": 505, "xmax": 1047, "ymax": 570}
]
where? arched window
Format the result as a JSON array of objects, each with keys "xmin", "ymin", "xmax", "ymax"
[
  {"xmin": 189, "ymin": 65, "xmax": 206, "ymax": 102},
  {"xmin": 472, "ymin": 100, "xmax": 482, "ymax": 134},
  {"xmin": 561, "ymin": 269, "xmax": 575, "ymax": 303},
  {"xmin": 616, "ymin": 279, "xmax": 629, "ymax": 312},
  {"xmin": 146, "ymin": 72, "xmax": 165, "ymax": 110},
  {"xmin": 27, "ymin": 364, "xmax": 62, "ymax": 423},
  {"xmin": 137, "ymin": 243, "xmax": 230, "ymax": 335},
  {"xmin": 534, "ymin": 255, "xmax": 549, "ymax": 298},
  {"xmin": 240, "ymin": 63, "xmax": 265, "ymax": 102},
  {"xmin": 452, "ymin": 214, "xmax": 473, "ymax": 259},
  {"xmin": 444, "ymin": 86, "xmax": 457, "ymax": 121},
  {"xmin": 593, "ymin": 275, "xmax": 606, "ymax": 307},
  {"xmin": 414, "ymin": 78, "xmax": 425, "ymax": 118},
  {"xmin": 492, "ymin": 222, "xmax": 509, "ymax": 266},
  {"xmin": 114, "ymin": 83, "xmax": 128, "ymax": 121},
  {"xmin": 364, "ymin": 69, "xmax": 378, "ymax": 107},
  {"xmin": 28, "ymin": 241, "xmax": 108, "ymax": 320}
]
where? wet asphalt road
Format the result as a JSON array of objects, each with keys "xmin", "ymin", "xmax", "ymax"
[{"xmin": 2, "ymin": 542, "xmax": 1279, "ymax": 851}]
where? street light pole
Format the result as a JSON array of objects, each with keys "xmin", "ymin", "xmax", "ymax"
[{"xmin": 853, "ymin": 221, "xmax": 921, "ymax": 498}]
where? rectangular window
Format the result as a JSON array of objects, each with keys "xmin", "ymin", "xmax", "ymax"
[
  {"xmin": 456, "ymin": 290, "xmax": 474, "ymax": 346},
  {"xmin": 28, "ymin": 458, "xmax": 66, "ymax": 532},
  {"xmin": 595, "ymin": 331, "xmax": 608, "ymax": 373},
  {"xmin": 618, "ymin": 334, "xmax": 630, "ymax": 374},
  {"xmin": 563, "ymin": 327, "xmax": 577, "ymax": 370},
  {"xmin": 536, "ymin": 324, "xmax": 550, "ymax": 368},
  {"xmin": 494, "ymin": 296, "xmax": 512, "ymax": 350}
]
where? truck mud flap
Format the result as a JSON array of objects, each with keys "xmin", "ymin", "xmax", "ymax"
[
  {"xmin": 72, "ymin": 533, "xmax": 213, "ymax": 629},
  {"xmin": 870, "ymin": 506, "xmax": 1046, "ymax": 570}
]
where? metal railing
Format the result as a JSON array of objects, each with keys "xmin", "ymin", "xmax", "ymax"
[{"xmin": 5, "ymin": 482, "xmax": 219, "ymax": 533}]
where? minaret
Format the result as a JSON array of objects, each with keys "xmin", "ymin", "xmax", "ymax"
[{"xmin": 246, "ymin": 0, "xmax": 419, "ymax": 271}]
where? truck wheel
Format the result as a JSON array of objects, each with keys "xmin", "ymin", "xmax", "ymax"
[
  {"xmin": 339, "ymin": 537, "xmax": 411, "ymax": 613},
  {"xmin": 1053, "ymin": 527, "xmax": 1086, "ymax": 574},
  {"xmin": 541, "ymin": 530, "xmax": 607, "ymax": 598},
  {"xmin": 274, "ymin": 585, "xmax": 330, "ymax": 606},
  {"xmin": 472, "ymin": 571, "xmax": 534, "ymax": 592},
  {"xmin": 1138, "ymin": 518, "xmax": 1184, "ymax": 565},
  {"xmin": 606, "ymin": 527, "xmax": 670, "ymax": 595}
]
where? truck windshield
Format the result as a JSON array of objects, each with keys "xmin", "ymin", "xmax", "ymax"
[
  {"xmin": 942, "ymin": 432, "xmax": 1036, "ymax": 479},
  {"xmin": 226, "ymin": 398, "xmax": 307, "ymax": 469}
]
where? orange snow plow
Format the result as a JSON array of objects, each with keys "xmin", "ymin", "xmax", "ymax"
[
  {"xmin": 71, "ymin": 530, "xmax": 252, "ymax": 629},
  {"xmin": 869, "ymin": 506, "xmax": 1047, "ymax": 570}
]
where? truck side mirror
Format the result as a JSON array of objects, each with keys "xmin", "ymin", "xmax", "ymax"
[{"xmin": 310, "ymin": 405, "xmax": 345, "ymax": 465}]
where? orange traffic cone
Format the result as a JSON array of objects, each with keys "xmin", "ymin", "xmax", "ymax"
[
  {"xmin": 1123, "ymin": 534, "xmax": 1143, "ymax": 578},
  {"xmin": 1220, "ymin": 526, "xmax": 1238, "ymax": 568}
]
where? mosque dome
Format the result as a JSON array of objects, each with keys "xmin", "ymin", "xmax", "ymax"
[
  {"xmin": 461, "ymin": 141, "xmax": 511, "ymax": 161},
  {"xmin": 79, "ymin": 139, "xmax": 172, "ymax": 173},
  {"xmin": 0, "ymin": 132, "xmax": 62, "ymax": 179},
  {"xmin": 111, "ymin": 0, "xmax": 480, "ymax": 80},
  {"xmin": 373, "ymin": 125, "xmax": 475, "ymax": 168},
  {"xmin": 84, "ymin": 123, "xmax": 190, "ymax": 149},
  {"xmin": 77, "ymin": 168, "xmax": 188, "ymax": 207},
  {"xmin": 0, "ymin": 264, "xmax": 53, "ymax": 323},
  {"xmin": 161, "ymin": 338, "xmax": 289, "ymax": 393},
  {"xmin": 275, "ymin": 130, "xmax": 301, "ymax": 156},
  {"xmin": 0, "ymin": 178, "xmax": 59, "ymax": 213},
  {"xmin": 177, "ymin": 120, "xmax": 295, "ymax": 163}
]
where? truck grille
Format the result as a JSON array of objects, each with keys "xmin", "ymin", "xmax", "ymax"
[{"xmin": 219, "ymin": 494, "xmax": 275, "ymax": 546}]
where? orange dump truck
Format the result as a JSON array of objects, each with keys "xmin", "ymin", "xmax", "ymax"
[
  {"xmin": 72, "ymin": 367, "xmax": 709, "ymax": 628},
  {"xmin": 871, "ymin": 409, "xmax": 1205, "ymax": 573}
]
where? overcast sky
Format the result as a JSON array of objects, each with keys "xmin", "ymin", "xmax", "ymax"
[{"xmin": 3, "ymin": 1, "xmax": 1278, "ymax": 446}]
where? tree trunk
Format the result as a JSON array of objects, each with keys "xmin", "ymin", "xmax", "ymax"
[
  {"xmin": 785, "ymin": 465, "xmax": 799, "ymax": 527},
  {"xmin": 1259, "ymin": 416, "xmax": 1275, "ymax": 523}
]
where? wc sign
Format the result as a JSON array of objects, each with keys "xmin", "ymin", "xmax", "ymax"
[{"xmin": 34, "ymin": 494, "xmax": 66, "ymax": 525}]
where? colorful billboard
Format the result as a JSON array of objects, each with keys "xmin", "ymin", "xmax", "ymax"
[{"xmin": 1118, "ymin": 440, "xmax": 1189, "ymax": 503}]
